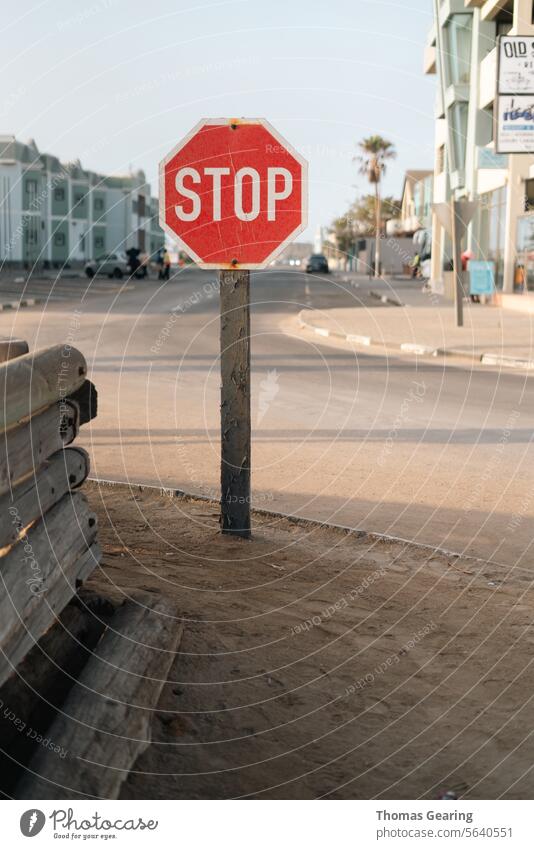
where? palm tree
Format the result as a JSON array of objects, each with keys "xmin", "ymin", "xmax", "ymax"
[{"xmin": 356, "ymin": 136, "xmax": 396, "ymax": 278}]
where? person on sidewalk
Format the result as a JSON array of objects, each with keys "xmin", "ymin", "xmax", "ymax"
[{"xmin": 162, "ymin": 249, "xmax": 171, "ymax": 281}]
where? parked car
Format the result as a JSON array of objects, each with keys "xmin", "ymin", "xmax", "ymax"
[
  {"xmin": 305, "ymin": 253, "xmax": 329, "ymax": 273},
  {"xmin": 85, "ymin": 252, "xmax": 129, "ymax": 279}
]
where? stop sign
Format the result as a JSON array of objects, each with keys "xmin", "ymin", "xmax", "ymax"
[{"xmin": 159, "ymin": 118, "xmax": 307, "ymax": 268}]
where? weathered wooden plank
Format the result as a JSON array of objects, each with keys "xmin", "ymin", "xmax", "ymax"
[
  {"xmin": 0, "ymin": 447, "xmax": 90, "ymax": 550},
  {"xmin": 0, "ymin": 344, "xmax": 87, "ymax": 432},
  {"xmin": 0, "ymin": 596, "xmax": 108, "ymax": 796},
  {"xmin": 18, "ymin": 595, "xmax": 184, "ymax": 799},
  {"xmin": 67, "ymin": 379, "xmax": 97, "ymax": 425},
  {"xmin": 0, "ymin": 492, "xmax": 99, "ymax": 688},
  {"xmin": 220, "ymin": 268, "xmax": 251, "ymax": 538},
  {"xmin": 0, "ymin": 338, "xmax": 29, "ymax": 363},
  {"xmin": 0, "ymin": 400, "xmax": 78, "ymax": 497}
]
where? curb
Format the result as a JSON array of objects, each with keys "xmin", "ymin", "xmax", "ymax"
[
  {"xmin": 297, "ymin": 310, "xmax": 534, "ymax": 369},
  {"xmin": 480, "ymin": 353, "xmax": 534, "ymax": 369},
  {"xmin": 298, "ymin": 311, "xmax": 372, "ymax": 346},
  {"xmin": 369, "ymin": 290, "xmax": 403, "ymax": 307},
  {"xmin": 0, "ymin": 298, "xmax": 40, "ymax": 311},
  {"xmin": 88, "ymin": 476, "xmax": 489, "ymax": 565}
]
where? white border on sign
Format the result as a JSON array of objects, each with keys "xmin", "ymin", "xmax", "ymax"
[{"xmin": 158, "ymin": 117, "xmax": 308, "ymax": 269}]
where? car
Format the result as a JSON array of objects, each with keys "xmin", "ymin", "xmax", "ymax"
[
  {"xmin": 85, "ymin": 252, "xmax": 130, "ymax": 279},
  {"xmin": 305, "ymin": 253, "xmax": 329, "ymax": 273}
]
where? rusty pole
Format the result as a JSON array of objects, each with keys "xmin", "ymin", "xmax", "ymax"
[{"xmin": 219, "ymin": 268, "xmax": 251, "ymax": 538}]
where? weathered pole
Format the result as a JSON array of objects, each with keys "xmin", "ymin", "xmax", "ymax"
[{"xmin": 219, "ymin": 268, "xmax": 251, "ymax": 538}]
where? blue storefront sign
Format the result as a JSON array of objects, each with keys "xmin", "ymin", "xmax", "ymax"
[{"xmin": 468, "ymin": 260, "xmax": 495, "ymax": 295}]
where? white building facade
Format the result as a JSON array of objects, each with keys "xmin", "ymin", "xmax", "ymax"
[
  {"xmin": 0, "ymin": 136, "xmax": 164, "ymax": 269},
  {"xmin": 426, "ymin": 0, "xmax": 534, "ymax": 302}
]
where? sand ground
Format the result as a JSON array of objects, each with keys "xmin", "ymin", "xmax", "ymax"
[{"xmin": 83, "ymin": 481, "xmax": 534, "ymax": 800}]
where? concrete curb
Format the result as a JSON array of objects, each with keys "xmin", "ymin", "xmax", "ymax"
[
  {"xmin": 88, "ymin": 476, "xmax": 485, "ymax": 565},
  {"xmin": 369, "ymin": 290, "xmax": 403, "ymax": 307},
  {"xmin": 0, "ymin": 298, "xmax": 40, "ymax": 311},
  {"xmin": 297, "ymin": 309, "xmax": 534, "ymax": 369}
]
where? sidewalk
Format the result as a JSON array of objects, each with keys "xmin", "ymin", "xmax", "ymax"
[{"xmin": 299, "ymin": 272, "xmax": 534, "ymax": 369}]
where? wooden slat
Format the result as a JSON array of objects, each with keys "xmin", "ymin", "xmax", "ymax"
[
  {"xmin": 0, "ymin": 492, "xmax": 99, "ymax": 687},
  {"xmin": 0, "ymin": 339, "xmax": 29, "ymax": 363},
  {"xmin": 0, "ymin": 597, "xmax": 108, "ymax": 797},
  {"xmin": 67, "ymin": 380, "xmax": 97, "ymax": 425},
  {"xmin": 0, "ymin": 344, "xmax": 87, "ymax": 432},
  {"xmin": 0, "ymin": 447, "xmax": 90, "ymax": 549},
  {"xmin": 18, "ymin": 595, "xmax": 184, "ymax": 799},
  {"xmin": 0, "ymin": 400, "xmax": 78, "ymax": 497}
]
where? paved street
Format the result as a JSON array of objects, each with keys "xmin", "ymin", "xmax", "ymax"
[
  {"xmin": 2, "ymin": 266, "xmax": 533, "ymax": 567},
  {"xmin": 0, "ymin": 272, "xmax": 130, "ymax": 306}
]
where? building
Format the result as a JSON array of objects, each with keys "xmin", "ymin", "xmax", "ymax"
[
  {"xmin": 425, "ymin": 0, "xmax": 534, "ymax": 302},
  {"xmin": 386, "ymin": 170, "xmax": 434, "ymax": 237},
  {"xmin": 0, "ymin": 135, "xmax": 165, "ymax": 269}
]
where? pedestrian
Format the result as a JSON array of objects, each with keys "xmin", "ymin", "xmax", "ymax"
[
  {"xmin": 163, "ymin": 249, "xmax": 171, "ymax": 281},
  {"xmin": 126, "ymin": 246, "xmax": 140, "ymax": 277}
]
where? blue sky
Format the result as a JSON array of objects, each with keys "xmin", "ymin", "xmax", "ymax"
[{"xmin": 1, "ymin": 0, "xmax": 435, "ymax": 241}]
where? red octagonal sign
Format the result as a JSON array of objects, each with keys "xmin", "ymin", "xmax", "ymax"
[{"xmin": 159, "ymin": 118, "xmax": 308, "ymax": 269}]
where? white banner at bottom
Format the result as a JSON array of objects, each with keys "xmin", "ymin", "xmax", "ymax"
[{"xmin": 3, "ymin": 799, "xmax": 532, "ymax": 847}]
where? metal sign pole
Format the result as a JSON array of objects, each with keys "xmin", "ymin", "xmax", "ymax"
[{"xmin": 219, "ymin": 268, "xmax": 251, "ymax": 538}]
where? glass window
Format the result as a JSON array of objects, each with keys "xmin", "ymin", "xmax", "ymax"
[
  {"xmin": 54, "ymin": 187, "xmax": 65, "ymax": 202},
  {"xmin": 478, "ymin": 187, "xmax": 506, "ymax": 289},
  {"xmin": 54, "ymin": 232, "xmax": 65, "ymax": 246},
  {"xmin": 448, "ymin": 101, "xmax": 469, "ymax": 172},
  {"xmin": 444, "ymin": 14, "xmax": 473, "ymax": 86}
]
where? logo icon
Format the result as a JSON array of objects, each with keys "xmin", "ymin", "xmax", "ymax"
[
  {"xmin": 257, "ymin": 369, "xmax": 280, "ymax": 424},
  {"xmin": 20, "ymin": 809, "xmax": 45, "ymax": 837}
]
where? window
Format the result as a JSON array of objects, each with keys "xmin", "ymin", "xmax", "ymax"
[
  {"xmin": 479, "ymin": 187, "xmax": 506, "ymax": 289},
  {"xmin": 54, "ymin": 232, "xmax": 65, "ymax": 246},
  {"xmin": 526, "ymin": 179, "xmax": 534, "ymax": 213},
  {"xmin": 444, "ymin": 14, "xmax": 472, "ymax": 86},
  {"xmin": 74, "ymin": 192, "xmax": 85, "ymax": 205},
  {"xmin": 25, "ymin": 178, "xmax": 38, "ymax": 207},
  {"xmin": 54, "ymin": 187, "xmax": 65, "ymax": 202},
  {"xmin": 94, "ymin": 197, "xmax": 104, "ymax": 211},
  {"xmin": 24, "ymin": 221, "xmax": 39, "ymax": 245},
  {"xmin": 448, "ymin": 101, "xmax": 469, "ymax": 172},
  {"xmin": 95, "ymin": 235, "xmax": 104, "ymax": 250},
  {"xmin": 436, "ymin": 144, "xmax": 445, "ymax": 174}
]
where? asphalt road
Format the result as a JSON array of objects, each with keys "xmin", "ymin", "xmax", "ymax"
[{"xmin": 2, "ymin": 266, "xmax": 533, "ymax": 567}]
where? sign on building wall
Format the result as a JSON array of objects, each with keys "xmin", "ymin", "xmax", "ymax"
[
  {"xmin": 496, "ymin": 95, "xmax": 534, "ymax": 153},
  {"xmin": 496, "ymin": 36, "xmax": 534, "ymax": 153},
  {"xmin": 498, "ymin": 36, "xmax": 534, "ymax": 93}
]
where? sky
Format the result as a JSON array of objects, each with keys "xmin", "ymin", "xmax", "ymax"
[{"xmin": 1, "ymin": 0, "xmax": 436, "ymax": 242}]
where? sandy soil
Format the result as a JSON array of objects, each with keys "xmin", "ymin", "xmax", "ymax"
[{"xmin": 85, "ymin": 480, "xmax": 534, "ymax": 800}]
